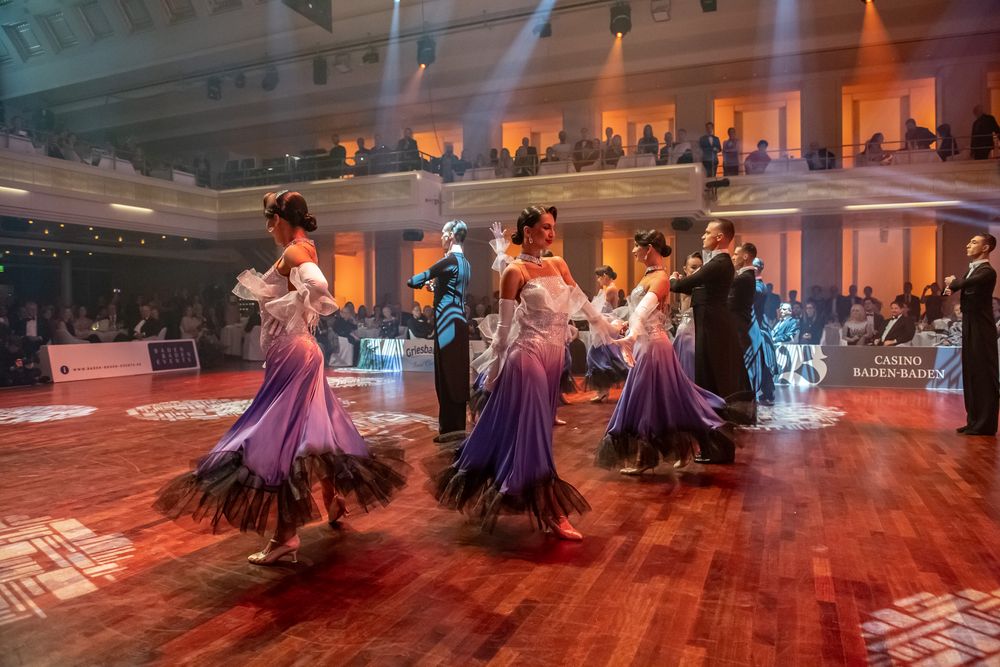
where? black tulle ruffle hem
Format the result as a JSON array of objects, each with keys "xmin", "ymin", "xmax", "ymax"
[
  {"xmin": 153, "ymin": 447, "xmax": 408, "ymax": 535},
  {"xmin": 585, "ymin": 367, "xmax": 629, "ymax": 392},
  {"xmin": 595, "ymin": 426, "xmax": 735, "ymax": 470},
  {"xmin": 434, "ymin": 466, "xmax": 590, "ymax": 533}
]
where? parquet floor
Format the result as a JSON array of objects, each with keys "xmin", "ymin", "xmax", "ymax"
[{"xmin": 1, "ymin": 363, "xmax": 999, "ymax": 666}]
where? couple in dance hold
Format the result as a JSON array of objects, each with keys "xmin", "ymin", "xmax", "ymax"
[{"xmin": 154, "ymin": 193, "xmax": 739, "ymax": 562}]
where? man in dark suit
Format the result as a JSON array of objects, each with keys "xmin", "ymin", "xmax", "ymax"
[
  {"xmin": 751, "ymin": 258, "xmax": 777, "ymax": 405},
  {"xmin": 970, "ymin": 105, "xmax": 1000, "ymax": 160},
  {"xmin": 729, "ymin": 243, "xmax": 760, "ymax": 415},
  {"xmin": 945, "ymin": 233, "xmax": 999, "ymax": 436},
  {"xmin": 699, "ymin": 122, "xmax": 722, "ymax": 177},
  {"xmin": 872, "ymin": 300, "xmax": 915, "ymax": 346},
  {"xmin": 671, "ymin": 219, "xmax": 754, "ymax": 458},
  {"xmin": 894, "ymin": 282, "xmax": 922, "ymax": 321},
  {"xmin": 396, "ymin": 127, "xmax": 420, "ymax": 171},
  {"xmin": 861, "ymin": 298, "xmax": 885, "ymax": 343}
]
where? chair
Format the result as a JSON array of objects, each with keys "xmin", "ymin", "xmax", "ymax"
[
  {"xmin": 155, "ymin": 327, "xmax": 168, "ymax": 340},
  {"xmin": 328, "ymin": 336, "xmax": 354, "ymax": 367}
]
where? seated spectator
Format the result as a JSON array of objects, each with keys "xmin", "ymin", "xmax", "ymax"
[
  {"xmin": 550, "ymin": 130, "xmax": 573, "ymax": 162},
  {"xmin": 936, "ymin": 124, "xmax": 960, "ymax": 161},
  {"xmin": 871, "ymin": 300, "xmax": 915, "ymax": 346},
  {"xmin": 859, "ymin": 132, "xmax": 892, "ymax": 166},
  {"xmin": 744, "ymin": 139, "xmax": 772, "ymax": 175},
  {"xmin": 131, "ymin": 305, "xmax": 162, "ymax": 340},
  {"xmin": 180, "ymin": 305, "xmax": 202, "ymax": 339},
  {"xmin": 474, "ymin": 153, "xmax": 489, "ymax": 168},
  {"xmin": 971, "ymin": 104, "xmax": 1000, "ymax": 160},
  {"xmin": 772, "ymin": 303, "xmax": 799, "ymax": 343},
  {"xmin": 862, "ymin": 286, "xmax": 882, "ymax": 312},
  {"xmin": 46, "ymin": 132, "xmax": 66, "ymax": 159},
  {"xmin": 862, "ymin": 297, "xmax": 885, "ymax": 340},
  {"xmin": 894, "ymin": 282, "xmax": 921, "ymax": 321},
  {"xmin": 636, "ymin": 124, "xmax": 659, "ymax": 156},
  {"xmin": 671, "ymin": 129, "xmax": 693, "ymax": 164},
  {"xmin": 513, "ymin": 137, "xmax": 537, "ymax": 177},
  {"xmin": 540, "ymin": 146, "xmax": 557, "ymax": 163},
  {"xmin": 73, "ymin": 306, "xmax": 93, "ymax": 334},
  {"xmin": 799, "ymin": 301, "xmax": 825, "ymax": 344},
  {"xmin": 804, "ymin": 141, "xmax": 836, "ymax": 170},
  {"xmin": 904, "ymin": 118, "xmax": 936, "ymax": 150},
  {"xmin": 377, "ymin": 305, "xmax": 399, "ymax": 338},
  {"xmin": 603, "ymin": 135, "xmax": 624, "ymax": 167},
  {"xmin": 6, "ymin": 115, "xmax": 31, "ymax": 139},
  {"xmin": 657, "ymin": 131, "xmax": 673, "ymax": 165},
  {"xmin": 495, "ymin": 148, "xmax": 514, "ymax": 178},
  {"xmin": 50, "ymin": 319, "xmax": 79, "ymax": 345},
  {"xmin": 841, "ymin": 304, "xmax": 870, "ymax": 345},
  {"xmin": 405, "ymin": 304, "xmax": 432, "ymax": 338},
  {"xmin": 357, "ymin": 304, "xmax": 370, "ymax": 324}
]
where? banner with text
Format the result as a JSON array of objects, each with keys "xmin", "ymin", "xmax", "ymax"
[
  {"xmin": 360, "ymin": 339, "xmax": 487, "ymax": 372},
  {"xmin": 41, "ymin": 340, "xmax": 200, "ymax": 383},
  {"xmin": 774, "ymin": 344, "xmax": 962, "ymax": 390}
]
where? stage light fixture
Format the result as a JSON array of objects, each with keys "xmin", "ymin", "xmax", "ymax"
[
  {"xmin": 262, "ymin": 65, "xmax": 279, "ymax": 91},
  {"xmin": 362, "ymin": 46, "xmax": 379, "ymax": 64},
  {"xmin": 207, "ymin": 76, "xmax": 222, "ymax": 100},
  {"xmin": 333, "ymin": 52, "xmax": 351, "ymax": 73},
  {"xmin": 234, "ymin": 72, "xmax": 246, "ymax": 88},
  {"xmin": 533, "ymin": 20, "xmax": 552, "ymax": 38},
  {"xmin": 700, "ymin": 0, "xmax": 717, "ymax": 11},
  {"xmin": 313, "ymin": 56, "xmax": 327, "ymax": 85},
  {"xmin": 610, "ymin": 2, "xmax": 631, "ymax": 37},
  {"xmin": 417, "ymin": 35, "xmax": 435, "ymax": 68}
]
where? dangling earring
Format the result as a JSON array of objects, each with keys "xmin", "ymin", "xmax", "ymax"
[{"xmin": 526, "ymin": 234, "xmax": 533, "ymax": 246}]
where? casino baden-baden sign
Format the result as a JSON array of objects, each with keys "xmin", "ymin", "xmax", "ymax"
[{"xmin": 774, "ymin": 344, "xmax": 961, "ymax": 390}]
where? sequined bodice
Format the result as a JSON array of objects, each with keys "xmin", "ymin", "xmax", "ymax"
[
  {"xmin": 629, "ymin": 284, "xmax": 668, "ymax": 337},
  {"xmin": 258, "ymin": 265, "xmax": 310, "ymax": 352},
  {"xmin": 514, "ymin": 276, "xmax": 575, "ymax": 348}
]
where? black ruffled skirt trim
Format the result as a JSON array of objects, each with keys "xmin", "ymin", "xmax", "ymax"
[
  {"xmin": 153, "ymin": 447, "xmax": 408, "ymax": 535},
  {"xmin": 595, "ymin": 426, "xmax": 735, "ymax": 469},
  {"xmin": 433, "ymin": 466, "xmax": 590, "ymax": 533},
  {"xmin": 584, "ymin": 367, "xmax": 629, "ymax": 392}
]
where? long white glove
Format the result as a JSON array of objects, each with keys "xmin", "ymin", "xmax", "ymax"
[
  {"xmin": 572, "ymin": 288, "xmax": 618, "ymax": 346},
  {"xmin": 615, "ymin": 291, "xmax": 658, "ymax": 365},
  {"xmin": 489, "ymin": 221, "xmax": 513, "ymax": 273},
  {"xmin": 484, "ymin": 298, "xmax": 516, "ymax": 391}
]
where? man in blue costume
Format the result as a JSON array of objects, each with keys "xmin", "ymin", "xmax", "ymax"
[
  {"xmin": 750, "ymin": 257, "xmax": 777, "ymax": 405},
  {"xmin": 407, "ymin": 220, "xmax": 472, "ymax": 443}
]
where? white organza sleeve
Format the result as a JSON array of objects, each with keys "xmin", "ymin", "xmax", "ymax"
[
  {"xmin": 569, "ymin": 285, "xmax": 616, "ymax": 346},
  {"xmin": 232, "ymin": 268, "xmax": 283, "ymax": 301},
  {"xmin": 626, "ymin": 291, "xmax": 659, "ymax": 339},
  {"xmin": 472, "ymin": 299, "xmax": 517, "ymax": 391},
  {"xmin": 490, "ymin": 237, "xmax": 513, "ymax": 273},
  {"xmin": 262, "ymin": 262, "xmax": 338, "ymax": 331}
]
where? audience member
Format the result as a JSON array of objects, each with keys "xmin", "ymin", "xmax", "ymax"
[
  {"xmin": 860, "ymin": 132, "xmax": 892, "ymax": 166},
  {"xmin": 671, "ymin": 129, "xmax": 694, "ymax": 164},
  {"xmin": 894, "ymin": 282, "xmax": 921, "ymax": 321},
  {"xmin": 842, "ymin": 304, "xmax": 870, "ymax": 346},
  {"xmin": 862, "ymin": 297, "xmax": 885, "ymax": 339},
  {"xmin": 872, "ymin": 300, "xmax": 915, "ymax": 346},
  {"xmin": 771, "ymin": 302, "xmax": 799, "ymax": 343},
  {"xmin": 637, "ymin": 124, "xmax": 659, "ymax": 156},
  {"xmin": 353, "ymin": 137, "xmax": 371, "ymax": 176},
  {"xmin": 799, "ymin": 301, "xmax": 825, "ymax": 344},
  {"xmin": 921, "ymin": 282, "xmax": 944, "ymax": 323},
  {"xmin": 551, "ymin": 130, "xmax": 573, "ymax": 162},
  {"xmin": 971, "ymin": 104, "xmax": 1000, "ymax": 160},
  {"xmin": 699, "ymin": 122, "xmax": 722, "ymax": 176},
  {"xmin": 744, "ymin": 139, "xmax": 771, "ymax": 174},
  {"xmin": 904, "ymin": 118, "xmax": 936, "ymax": 150},
  {"xmin": 396, "ymin": 127, "xmax": 420, "ymax": 171},
  {"xmin": 180, "ymin": 305, "xmax": 202, "ymax": 339},
  {"xmin": 328, "ymin": 134, "xmax": 347, "ymax": 177},
  {"xmin": 936, "ymin": 124, "xmax": 960, "ymax": 161},
  {"xmin": 514, "ymin": 137, "xmax": 538, "ymax": 177},
  {"xmin": 657, "ymin": 131, "xmax": 673, "ymax": 165},
  {"xmin": 495, "ymin": 148, "xmax": 514, "ymax": 178},
  {"xmin": 603, "ymin": 135, "xmax": 624, "ymax": 167},
  {"xmin": 721, "ymin": 127, "xmax": 740, "ymax": 176},
  {"xmin": 804, "ymin": 142, "xmax": 837, "ymax": 170},
  {"xmin": 573, "ymin": 128, "xmax": 599, "ymax": 171},
  {"xmin": 836, "ymin": 284, "xmax": 861, "ymax": 323}
]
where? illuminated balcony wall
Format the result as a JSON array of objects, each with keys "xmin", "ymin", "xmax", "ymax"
[
  {"xmin": 501, "ymin": 117, "xmax": 562, "ymax": 157},
  {"xmin": 841, "ymin": 78, "xmax": 936, "ymax": 161},
  {"xmin": 714, "ymin": 92, "xmax": 801, "ymax": 157},
  {"xmin": 600, "ymin": 104, "xmax": 676, "ymax": 148}
]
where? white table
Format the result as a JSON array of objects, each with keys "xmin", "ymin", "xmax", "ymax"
[
  {"xmin": 220, "ymin": 324, "xmax": 244, "ymax": 356},
  {"xmin": 537, "ymin": 161, "xmax": 574, "ymax": 175},
  {"xmin": 469, "ymin": 167, "xmax": 496, "ymax": 181},
  {"xmin": 616, "ymin": 154, "xmax": 657, "ymax": 169},
  {"xmin": 77, "ymin": 329, "xmax": 126, "ymax": 343}
]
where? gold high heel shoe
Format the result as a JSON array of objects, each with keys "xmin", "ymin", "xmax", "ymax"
[
  {"xmin": 247, "ymin": 535, "xmax": 300, "ymax": 565},
  {"xmin": 545, "ymin": 515, "xmax": 583, "ymax": 541},
  {"xmin": 619, "ymin": 465, "xmax": 655, "ymax": 476},
  {"xmin": 590, "ymin": 392, "xmax": 609, "ymax": 404}
]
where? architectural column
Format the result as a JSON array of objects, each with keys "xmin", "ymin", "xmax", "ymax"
[
  {"xmin": 673, "ymin": 89, "xmax": 713, "ymax": 147},
  {"xmin": 463, "ymin": 112, "xmax": 502, "ymax": 163},
  {"xmin": 561, "ymin": 220, "xmax": 602, "ymax": 292},
  {"xmin": 800, "ymin": 74, "xmax": 842, "ymax": 154},
  {"xmin": 562, "ymin": 100, "xmax": 599, "ymax": 143},
  {"xmin": 314, "ymin": 233, "xmax": 334, "ymax": 289},
  {"xmin": 373, "ymin": 230, "xmax": 405, "ymax": 307},
  {"xmin": 936, "ymin": 62, "xmax": 987, "ymax": 135},
  {"xmin": 464, "ymin": 227, "xmax": 496, "ymax": 303},
  {"xmin": 800, "ymin": 214, "xmax": 843, "ymax": 297},
  {"xmin": 60, "ymin": 256, "xmax": 72, "ymax": 304}
]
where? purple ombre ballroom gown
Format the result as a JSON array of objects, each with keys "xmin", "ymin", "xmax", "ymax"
[
  {"xmin": 436, "ymin": 275, "xmax": 590, "ymax": 530},
  {"xmin": 155, "ymin": 257, "xmax": 406, "ymax": 534},
  {"xmin": 596, "ymin": 283, "xmax": 734, "ymax": 469}
]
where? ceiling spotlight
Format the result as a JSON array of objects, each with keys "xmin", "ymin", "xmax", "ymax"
[
  {"xmin": 262, "ymin": 65, "xmax": 279, "ymax": 91},
  {"xmin": 700, "ymin": 0, "xmax": 717, "ymax": 11},
  {"xmin": 333, "ymin": 52, "xmax": 351, "ymax": 73},
  {"xmin": 650, "ymin": 0, "xmax": 670, "ymax": 21},
  {"xmin": 417, "ymin": 35, "xmax": 435, "ymax": 68},
  {"xmin": 610, "ymin": 2, "xmax": 631, "ymax": 37},
  {"xmin": 234, "ymin": 72, "xmax": 246, "ymax": 88},
  {"xmin": 533, "ymin": 20, "xmax": 552, "ymax": 38},
  {"xmin": 207, "ymin": 76, "xmax": 222, "ymax": 101},
  {"xmin": 362, "ymin": 46, "xmax": 379, "ymax": 64}
]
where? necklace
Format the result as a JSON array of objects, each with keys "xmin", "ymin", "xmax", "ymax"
[
  {"xmin": 284, "ymin": 237, "xmax": 314, "ymax": 249},
  {"xmin": 644, "ymin": 266, "xmax": 665, "ymax": 275},
  {"xmin": 517, "ymin": 253, "xmax": 542, "ymax": 266}
]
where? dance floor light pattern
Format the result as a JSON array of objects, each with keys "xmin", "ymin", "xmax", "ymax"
[
  {"xmin": 0, "ymin": 405, "xmax": 97, "ymax": 425},
  {"xmin": 326, "ymin": 375, "xmax": 391, "ymax": 388},
  {"xmin": 744, "ymin": 404, "xmax": 846, "ymax": 432},
  {"xmin": 863, "ymin": 590, "xmax": 1000, "ymax": 665},
  {"xmin": 0, "ymin": 515, "xmax": 134, "ymax": 626},
  {"xmin": 127, "ymin": 397, "xmax": 356, "ymax": 421}
]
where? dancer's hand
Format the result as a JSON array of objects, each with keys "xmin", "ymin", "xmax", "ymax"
[
  {"xmin": 613, "ymin": 334, "xmax": 637, "ymax": 367},
  {"xmin": 489, "ymin": 221, "xmax": 505, "ymax": 242}
]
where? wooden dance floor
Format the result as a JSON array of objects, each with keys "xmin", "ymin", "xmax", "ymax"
[{"xmin": 2, "ymin": 364, "xmax": 1000, "ymax": 666}]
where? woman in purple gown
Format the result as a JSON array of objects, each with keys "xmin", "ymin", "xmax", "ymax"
[
  {"xmin": 155, "ymin": 191, "xmax": 406, "ymax": 565},
  {"xmin": 672, "ymin": 251, "xmax": 703, "ymax": 381},
  {"xmin": 596, "ymin": 230, "xmax": 734, "ymax": 474},
  {"xmin": 585, "ymin": 265, "xmax": 630, "ymax": 402},
  {"xmin": 436, "ymin": 205, "xmax": 615, "ymax": 540}
]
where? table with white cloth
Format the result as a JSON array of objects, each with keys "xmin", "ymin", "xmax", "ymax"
[
  {"xmin": 912, "ymin": 331, "xmax": 946, "ymax": 347},
  {"xmin": 242, "ymin": 325, "xmax": 263, "ymax": 361},
  {"xmin": 77, "ymin": 329, "xmax": 126, "ymax": 343},
  {"xmin": 220, "ymin": 324, "xmax": 245, "ymax": 356},
  {"xmin": 537, "ymin": 161, "xmax": 574, "ymax": 175}
]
